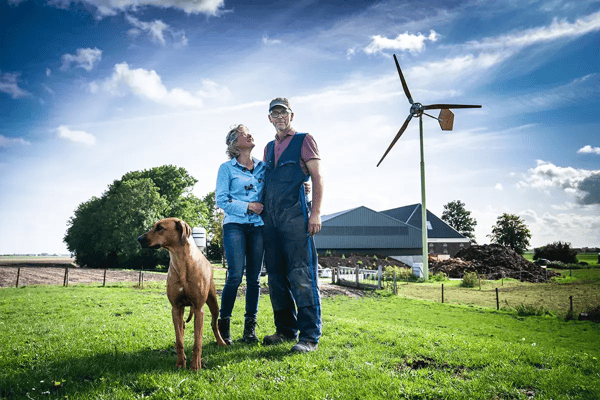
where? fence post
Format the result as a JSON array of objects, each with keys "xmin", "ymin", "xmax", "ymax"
[
  {"xmin": 569, "ymin": 295, "xmax": 573, "ymax": 314},
  {"xmin": 393, "ymin": 270, "xmax": 397, "ymax": 295},
  {"xmin": 355, "ymin": 265, "xmax": 359, "ymax": 288},
  {"xmin": 138, "ymin": 271, "xmax": 142, "ymax": 286},
  {"xmin": 441, "ymin": 283, "xmax": 444, "ymax": 304},
  {"xmin": 496, "ymin": 288, "xmax": 499, "ymax": 310},
  {"xmin": 103, "ymin": 269, "xmax": 107, "ymax": 287},
  {"xmin": 377, "ymin": 265, "xmax": 382, "ymax": 290},
  {"xmin": 16, "ymin": 267, "xmax": 21, "ymax": 288},
  {"xmin": 63, "ymin": 268, "xmax": 69, "ymax": 286}
]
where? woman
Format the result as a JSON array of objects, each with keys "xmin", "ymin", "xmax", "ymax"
[{"xmin": 215, "ymin": 124, "xmax": 265, "ymax": 344}]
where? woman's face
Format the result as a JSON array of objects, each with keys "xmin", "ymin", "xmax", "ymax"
[{"xmin": 236, "ymin": 126, "xmax": 255, "ymax": 150}]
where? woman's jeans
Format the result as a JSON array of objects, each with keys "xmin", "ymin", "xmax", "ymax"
[{"xmin": 220, "ymin": 223, "xmax": 264, "ymax": 321}]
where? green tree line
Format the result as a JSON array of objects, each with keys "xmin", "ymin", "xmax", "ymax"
[{"xmin": 64, "ymin": 165, "xmax": 223, "ymax": 270}]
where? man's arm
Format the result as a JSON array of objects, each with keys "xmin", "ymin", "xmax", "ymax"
[{"xmin": 305, "ymin": 159, "xmax": 323, "ymax": 236}]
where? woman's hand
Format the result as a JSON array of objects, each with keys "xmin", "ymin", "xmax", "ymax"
[{"xmin": 248, "ymin": 202, "xmax": 264, "ymax": 215}]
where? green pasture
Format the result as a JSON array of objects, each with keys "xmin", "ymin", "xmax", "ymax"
[
  {"xmin": 387, "ymin": 268, "xmax": 600, "ymax": 318},
  {"xmin": 522, "ymin": 252, "xmax": 598, "ymax": 266},
  {"xmin": 1, "ymin": 279, "xmax": 599, "ymax": 399}
]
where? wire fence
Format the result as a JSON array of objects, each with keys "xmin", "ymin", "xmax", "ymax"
[
  {"xmin": 330, "ymin": 266, "xmax": 600, "ymax": 318},
  {"xmin": 0, "ymin": 266, "xmax": 168, "ymax": 288}
]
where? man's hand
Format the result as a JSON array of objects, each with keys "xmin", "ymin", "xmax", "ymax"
[
  {"xmin": 248, "ymin": 202, "xmax": 264, "ymax": 215},
  {"xmin": 308, "ymin": 213, "xmax": 321, "ymax": 236}
]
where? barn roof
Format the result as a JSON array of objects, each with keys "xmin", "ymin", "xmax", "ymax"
[{"xmin": 379, "ymin": 203, "xmax": 466, "ymax": 240}]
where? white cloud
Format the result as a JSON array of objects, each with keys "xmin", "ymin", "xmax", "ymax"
[
  {"xmin": 46, "ymin": 0, "xmax": 226, "ymax": 17},
  {"xmin": 56, "ymin": 125, "xmax": 96, "ymax": 145},
  {"xmin": 46, "ymin": 68, "xmax": 51, "ymax": 77},
  {"xmin": 101, "ymin": 62, "xmax": 230, "ymax": 108},
  {"xmin": 0, "ymin": 71, "xmax": 30, "ymax": 98},
  {"xmin": 262, "ymin": 34, "xmax": 282, "ymax": 45},
  {"xmin": 518, "ymin": 160, "xmax": 600, "ymax": 205},
  {"xmin": 126, "ymin": 15, "xmax": 187, "ymax": 47},
  {"xmin": 495, "ymin": 183, "xmax": 503, "ymax": 191},
  {"xmin": 364, "ymin": 30, "xmax": 438, "ymax": 54},
  {"xmin": 578, "ymin": 145, "xmax": 600, "ymax": 155},
  {"xmin": 520, "ymin": 209, "xmax": 600, "ymax": 247},
  {"xmin": 467, "ymin": 11, "xmax": 600, "ymax": 50},
  {"xmin": 0, "ymin": 134, "xmax": 31, "ymax": 147},
  {"xmin": 60, "ymin": 48, "xmax": 102, "ymax": 71}
]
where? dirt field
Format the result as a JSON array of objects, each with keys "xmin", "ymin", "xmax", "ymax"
[
  {"xmin": 0, "ymin": 262, "xmax": 168, "ymax": 288},
  {"xmin": 0, "ymin": 258, "xmax": 364, "ymax": 297}
]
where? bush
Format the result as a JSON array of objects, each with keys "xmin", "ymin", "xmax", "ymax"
[
  {"xmin": 534, "ymin": 241, "xmax": 578, "ymax": 264},
  {"xmin": 383, "ymin": 266, "xmax": 412, "ymax": 281},
  {"xmin": 515, "ymin": 304, "xmax": 552, "ymax": 317},
  {"xmin": 461, "ymin": 271, "xmax": 478, "ymax": 288},
  {"xmin": 430, "ymin": 272, "xmax": 449, "ymax": 282}
]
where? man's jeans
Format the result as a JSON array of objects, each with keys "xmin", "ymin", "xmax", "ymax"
[{"xmin": 220, "ymin": 223, "xmax": 264, "ymax": 320}]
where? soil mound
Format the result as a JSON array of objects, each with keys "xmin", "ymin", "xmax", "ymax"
[
  {"xmin": 430, "ymin": 244, "xmax": 559, "ymax": 283},
  {"xmin": 318, "ymin": 254, "xmax": 410, "ymax": 270}
]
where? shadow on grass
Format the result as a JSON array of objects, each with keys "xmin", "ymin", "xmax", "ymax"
[{"xmin": 2, "ymin": 339, "xmax": 298, "ymax": 399}]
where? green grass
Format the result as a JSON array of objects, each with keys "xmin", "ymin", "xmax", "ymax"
[
  {"xmin": 1, "ymin": 282, "xmax": 599, "ymax": 399},
  {"xmin": 522, "ymin": 252, "xmax": 598, "ymax": 266},
  {"xmin": 387, "ymin": 270, "xmax": 600, "ymax": 317}
]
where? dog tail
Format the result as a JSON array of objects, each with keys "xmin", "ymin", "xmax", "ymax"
[{"xmin": 186, "ymin": 306, "xmax": 194, "ymax": 323}]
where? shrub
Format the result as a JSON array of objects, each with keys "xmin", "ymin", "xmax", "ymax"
[
  {"xmin": 533, "ymin": 241, "xmax": 578, "ymax": 264},
  {"xmin": 461, "ymin": 271, "xmax": 478, "ymax": 287},
  {"xmin": 515, "ymin": 304, "xmax": 552, "ymax": 317},
  {"xmin": 430, "ymin": 272, "xmax": 449, "ymax": 282},
  {"xmin": 547, "ymin": 261, "xmax": 567, "ymax": 269},
  {"xmin": 383, "ymin": 266, "xmax": 412, "ymax": 281}
]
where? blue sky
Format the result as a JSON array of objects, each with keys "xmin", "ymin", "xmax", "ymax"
[{"xmin": 1, "ymin": 0, "xmax": 599, "ymax": 254}]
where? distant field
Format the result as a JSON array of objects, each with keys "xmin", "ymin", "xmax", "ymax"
[{"xmin": 522, "ymin": 252, "xmax": 598, "ymax": 266}]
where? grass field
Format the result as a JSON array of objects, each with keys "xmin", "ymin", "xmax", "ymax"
[
  {"xmin": 522, "ymin": 252, "xmax": 598, "ymax": 266},
  {"xmin": 1, "ymin": 280, "xmax": 599, "ymax": 399},
  {"xmin": 387, "ymin": 268, "xmax": 600, "ymax": 318}
]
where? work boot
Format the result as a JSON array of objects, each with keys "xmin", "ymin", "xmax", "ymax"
[
  {"xmin": 262, "ymin": 331, "xmax": 296, "ymax": 346},
  {"xmin": 241, "ymin": 318, "xmax": 259, "ymax": 344},
  {"xmin": 291, "ymin": 341, "xmax": 318, "ymax": 353},
  {"xmin": 218, "ymin": 318, "xmax": 233, "ymax": 345}
]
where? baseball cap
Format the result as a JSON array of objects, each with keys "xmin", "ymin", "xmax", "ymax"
[{"xmin": 269, "ymin": 97, "xmax": 292, "ymax": 112}]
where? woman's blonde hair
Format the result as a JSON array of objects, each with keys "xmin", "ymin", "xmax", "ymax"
[{"xmin": 225, "ymin": 124, "xmax": 247, "ymax": 159}]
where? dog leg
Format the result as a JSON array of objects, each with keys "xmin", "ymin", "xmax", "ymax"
[
  {"xmin": 189, "ymin": 306, "xmax": 205, "ymax": 371},
  {"xmin": 172, "ymin": 306, "xmax": 187, "ymax": 369},
  {"xmin": 207, "ymin": 283, "xmax": 227, "ymax": 346}
]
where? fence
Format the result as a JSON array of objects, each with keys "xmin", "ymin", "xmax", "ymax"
[
  {"xmin": 332, "ymin": 265, "xmax": 386, "ymax": 291},
  {"xmin": 330, "ymin": 266, "xmax": 599, "ymax": 318},
  {"xmin": 0, "ymin": 266, "xmax": 167, "ymax": 288}
]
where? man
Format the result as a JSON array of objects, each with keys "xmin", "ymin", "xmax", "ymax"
[{"xmin": 261, "ymin": 97, "xmax": 324, "ymax": 353}]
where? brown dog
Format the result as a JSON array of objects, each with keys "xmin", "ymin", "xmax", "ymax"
[{"xmin": 138, "ymin": 218, "xmax": 226, "ymax": 370}]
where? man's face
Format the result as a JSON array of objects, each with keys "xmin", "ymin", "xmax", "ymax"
[{"xmin": 268, "ymin": 106, "xmax": 294, "ymax": 133}]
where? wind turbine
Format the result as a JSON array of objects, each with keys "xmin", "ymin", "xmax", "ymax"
[{"xmin": 377, "ymin": 54, "xmax": 481, "ymax": 280}]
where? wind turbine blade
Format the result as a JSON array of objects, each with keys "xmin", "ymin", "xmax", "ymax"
[
  {"xmin": 423, "ymin": 104, "xmax": 482, "ymax": 110},
  {"xmin": 394, "ymin": 54, "xmax": 413, "ymax": 104},
  {"xmin": 377, "ymin": 114, "xmax": 413, "ymax": 167}
]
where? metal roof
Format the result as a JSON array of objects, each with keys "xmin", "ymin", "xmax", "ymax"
[
  {"xmin": 315, "ymin": 206, "xmax": 422, "ymax": 250},
  {"xmin": 379, "ymin": 203, "xmax": 467, "ymax": 240}
]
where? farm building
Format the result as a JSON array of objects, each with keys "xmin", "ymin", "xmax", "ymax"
[{"xmin": 314, "ymin": 204, "xmax": 471, "ymax": 267}]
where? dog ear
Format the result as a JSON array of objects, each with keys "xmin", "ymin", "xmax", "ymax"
[{"xmin": 176, "ymin": 219, "xmax": 192, "ymax": 245}]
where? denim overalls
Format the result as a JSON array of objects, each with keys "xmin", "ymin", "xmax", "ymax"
[{"xmin": 262, "ymin": 133, "xmax": 322, "ymax": 343}]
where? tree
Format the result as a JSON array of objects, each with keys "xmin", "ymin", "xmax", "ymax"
[
  {"xmin": 64, "ymin": 165, "xmax": 212, "ymax": 269},
  {"xmin": 487, "ymin": 213, "xmax": 531, "ymax": 255},
  {"xmin": 534, "ymin": 241, "xmax": 578, "ymax": 264},
  {"xmin": 441, "ymin": 200, "xmax": 477, "ymax": 242},
  {"xmin": 202, "ymin": 191, "xmax": 225, "ymax": 261}
]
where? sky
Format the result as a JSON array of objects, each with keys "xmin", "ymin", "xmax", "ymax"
[{"xmin": 1, "ymin": 0, "xmax": 599, "ymax": 255}]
